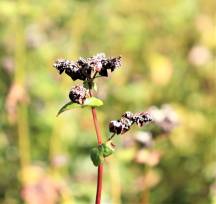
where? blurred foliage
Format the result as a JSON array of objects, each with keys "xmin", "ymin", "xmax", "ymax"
[{"xmin": 0, "ymin": 0, "xmax": 216, "ymax": 203}]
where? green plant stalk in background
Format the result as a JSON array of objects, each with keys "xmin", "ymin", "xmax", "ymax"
[{"xmin": 14, "ymin": 15, "xmax": 31, "ymax": 183}]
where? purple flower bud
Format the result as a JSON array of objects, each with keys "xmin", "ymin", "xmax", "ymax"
[
  {"xmin": 53, "ymin": 54, "xmax": 122, "ymax": 81},
  {"xmin": 109, "ymin": 111, "xmax": 152, "ymax": 135},
  {"xmin": 88, "ymin": 53, "xmax": 105, "ymax": 72},
  {"xmin": 109, "ymin": 120, "xmax": 123, "ymax": 135},
  {"xmin": 109, "ymin": 114, "xmax": 134, "ymax": 135},
  {"xmin": 69, "ymin": 85, "xmax": 88, "ymax": 104},
  {"xmin": 120, "ymin": 117, "xmax": 133, "ymax": 134},
  {"xmin": 121, "ymin": 111, "xmax": 134, "ymax": 120},
  {"xmin": 100, "ymin": 56, "xmax": 121, "ymax": 76},
  {"xmin": 102, "ymin": 56, "xmax": 121, "ymax": 72},
  {"xmin": 77, "ymin": 58, "xmax": 92, "ymax": 80},
  {"xmin": 133, "ymin": 112, "xmax": 153, "ymax": 127},
  {"xmin": 53, "ymin": 59, "xmax": 88, "ymax": 81},
  {"xmin": 53, "ymin": 59, "xmax": 74, "ymax": 74}
]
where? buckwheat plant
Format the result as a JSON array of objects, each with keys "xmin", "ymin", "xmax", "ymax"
[{"xmin": 53, "ymin": 53, "xmax": 153, "ymax": 204}]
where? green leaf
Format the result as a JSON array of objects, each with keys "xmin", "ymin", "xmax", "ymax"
[
  {"xmin": 56, "ymin": 97, "xmax": 103, "ymax": 116},
  {"xmin": 83, "ymin": 81, "xmax": 91, "ymax": 89},
  {"xmin": 83, "ymin": 97, "xmax": 103, "ymax": 107},
  {"xmin": 101, "ymin": 141, "xmax": 115, "ymax": 157},
  {"xmin": 90, "ymin": 141, "xmax": 115, "ymax": 166},
  {"xmin": 57, "ymin": 101, "xmax": 81, "ymax": 116},
  {"xmin": 90, "ymin": 147, "xmax": 104, "ymax": 166}
]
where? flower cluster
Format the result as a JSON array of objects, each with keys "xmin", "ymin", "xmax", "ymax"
[
  {"xmin": 53, "ymin": 53, "xmax": 121, "ymax": 81},
  {"xmin": 69, "ymin": 85, "xmax": 89, "ymax": 104},
  {"xmin": 133, "ymin": 112, "xmax": 152, "ymax": 127},
  {"xmin": 109, "ymin": 111, "xmax": 152, "ymax": 135}
]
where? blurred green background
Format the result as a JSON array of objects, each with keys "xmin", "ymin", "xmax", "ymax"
[{"xmin": 0, "ymin": 0, "xmax": 216, "ymax": 203}]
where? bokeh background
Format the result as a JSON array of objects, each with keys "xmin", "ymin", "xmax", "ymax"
[{"xmin": 0, "ymin": 0, "xmax": 216, "ymax": 203}]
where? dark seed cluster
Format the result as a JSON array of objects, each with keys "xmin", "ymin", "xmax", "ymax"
[
  {"xmin": 109, "ymin": 111, "xmax": 152, "ymax": 135},
  {"xmin": 69, "ymin": 85, "xmax": 89, "ymax": 104},
  {"xmin": 133, "ymin": 112, "xmax": 152, "ymax": 127},
  {"xmin": 53, "ymin": 53, "xmax": 121, "ymax": 81}
]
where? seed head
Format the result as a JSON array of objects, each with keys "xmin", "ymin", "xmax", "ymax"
[
  {"xmin": 119, "ymin": 117, "xmax": 133, "ymax": 134},
  {"xmin": 121, "ymin": 111, "xmax": 134, "ymax": 120},
  {"xmin": 109, "ymin": 111, "xmax": 152, "ymax": 135},
  {"xmin": 109, "ymin": 120, "xmax": 123, "ymax": 135},
  {"xmin": 133, "ymin": 112, "xmax": 153, "ymax": 127},
  {"xmin": 69, "ymin": 85, "xmax": 88, "ymax": 104},
  {"xmin": 53, "ymin": 59, "xmax": 74, "ymax": 74},
  {"xmin": 53, "ymin": 54, "xmax": 122, "ymax": 81}
]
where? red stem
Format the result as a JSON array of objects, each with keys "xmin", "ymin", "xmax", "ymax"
[
  {"xmin": 91, "ymin": 108, "xmax": 103, "ymax": 144},
  {"xmin": 90, "ymin": 90, "xmax": 103, "ymax": 204}
]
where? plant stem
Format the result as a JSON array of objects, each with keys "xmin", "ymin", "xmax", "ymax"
[
  {"xmin": 91, "ymin": 107, "xmax": 103, "ymax": 144},
  {"xmin": 108, "ymin": 133, "xmax": 116, "ymax": 141},
  {"xmin": 89, "ymin": 90, "xmax": 103, "ymax": 204}
]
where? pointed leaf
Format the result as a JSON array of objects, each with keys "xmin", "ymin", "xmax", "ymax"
[
  {"xmin": 84, "ymin": 97, "xmax": 103, "ymax": 107},
  {"xmin": 57, "ymin": 101, "xmax": 81, "ymax": 116}
]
